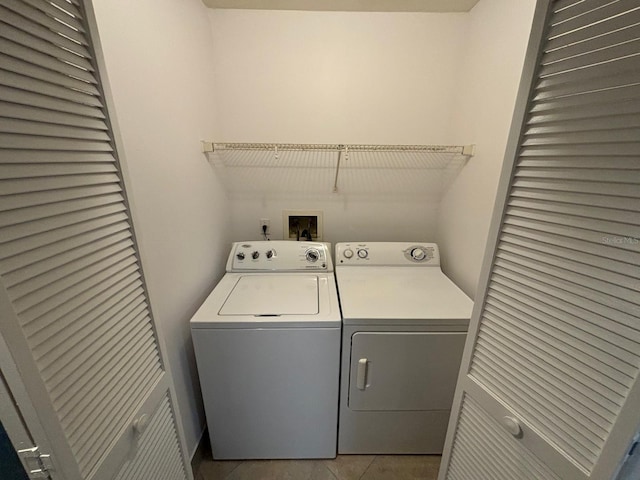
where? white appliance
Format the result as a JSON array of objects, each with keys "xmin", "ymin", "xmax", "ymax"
[
  {"xmin": 335, "ymin": 242, "xmax": 473, "ymax": 454},
  {"xmin": 190, "ymin": 241, "xmax": 341, "ymax": 459}
]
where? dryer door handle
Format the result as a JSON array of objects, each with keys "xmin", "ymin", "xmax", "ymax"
[{"xmin": 356, "ymin": 358, "xmax": 368, "ymax": 390}]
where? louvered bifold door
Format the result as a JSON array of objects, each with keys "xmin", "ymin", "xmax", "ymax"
[
  {"xmin": 439, "ymin": 1, "xmax": 640, "ymax": 480},
  {"xmin": 0, "ymin": 1, "xmax": 189, "ymax": 480}
]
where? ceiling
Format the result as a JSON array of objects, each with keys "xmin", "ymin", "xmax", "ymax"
[{"xmin": 202, "ymin": 0, "xmax": 481, "ymax": 13}]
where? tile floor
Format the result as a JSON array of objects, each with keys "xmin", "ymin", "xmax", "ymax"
[{"xmin": 196, "ymin": 455, "xmax": 441, "ymax": 480}]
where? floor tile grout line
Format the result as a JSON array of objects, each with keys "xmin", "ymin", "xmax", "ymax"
[
  {"xmin": 356, "ymin": 455, "xmax": 377, "ymax": 480},
  {"xmin": 221, "ymin": 461, "xmax": 241, "ymax": 480}
]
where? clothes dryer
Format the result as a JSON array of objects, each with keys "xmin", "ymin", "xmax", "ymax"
[
  {"xmin": 191, "ymin": 241, "xmax": 341, "ymax": 459},
  {"xmin": 335, "ymin": 242, "xmax": 473, "ymax": 454}
]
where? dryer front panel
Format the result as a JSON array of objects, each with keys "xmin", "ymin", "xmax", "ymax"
[{"xmin": 348, "ymin": 331, "xmax": 466, "ymax": 411}]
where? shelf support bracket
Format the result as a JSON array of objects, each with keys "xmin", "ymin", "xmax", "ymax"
[{"xmin": 333, "ymin": 145, "xmax": 346, "ymax": 193}]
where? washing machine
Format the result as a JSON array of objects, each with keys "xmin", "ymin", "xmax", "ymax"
[
  {"xmin": 190, "ymin": 241, "xmax": 341, "ymax": 459},
  {"xmin": 335, "ymin": 242, "xmax": 473, "ymax": 454}
]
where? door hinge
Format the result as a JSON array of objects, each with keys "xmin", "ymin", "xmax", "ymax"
[{"xmin": 18, "ymin": 446, "xmax": 53, "ymax": 479}]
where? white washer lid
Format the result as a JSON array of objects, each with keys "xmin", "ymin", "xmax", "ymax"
[
  {"xmin": 336, "ymin": 267, "xmax": 473, "ymax": 322},
  {"xmin": 219, "ymin": 275, "xmax": 319, "ymax": 315}
]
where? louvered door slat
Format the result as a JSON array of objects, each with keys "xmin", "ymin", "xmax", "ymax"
[
  {"xmin": 0, "ymin": 5, "xmax": 89, "ymax": 57},
  {"xmin": 0, "ymin": 150, "xmax": 112, "ymax": 163},
  {"xmin": 509, "ymin": 186, "xmax": 640, "ymax": 211},
  {"xmin": 517, "ymin": 153, "xmax": 640, "ymax": 168},
  {"xmin": 0, "ymin": 219, "xmax": 129, "ymax": 272},
  {"xmin": 9, "ymin": 245, "xmax": 136, "ymax": 311},
  {"xmin": 490, "ymin": 277, "xmax": 640, "ymax": 345},
  {"xmin": 3, "ymin": 229, "xmax": 133, "ymax": 287},
  {"xmin": 0, "ymin": 54, "xmax": 99, "ymax": 95},
  {"xmin": 0, "ymin": 193, "xmax": 122, "ymax": 233},
  {"xmin": 51, "ymin": 314, "xmax": 148, "ymax": 406},
  {"xmin": 19, "ymin": 259, "xmax": 140, "ymax": 332},
  {"xmin": 1, "ymin": 102, "xmax": 108, "ymax": 130},
  {"xmin": 38, "ymin": 293, "xmax": 146, "ymax": 374},
  {"xmin": 41, "ymin": 298, "xmax": 147, "ymax": 383},
  {"xmin": 533, "ymin": 85, "xmax": 640, "ymax": 113},
  {"xmin": 487, "ymin": 276, "xmax": 635, "ymax": 381},
  {"xmin": 499, "ymin": 232, "xmax": 639, "ymax": 283},
  {"xmin": 506, "ymin": 206, "xmax": 640, "ymax": 238},
  {"xmin": 63, "ymin": 336, "xmax": 157, "ymax": 430},
  {"xmin": 0, "ymin": 22, "xmax": 93, "ymax": 71},
  {"xmin": 548, "ymin": 0, "xmax": 640, "ymax": 38},
  {"xmin": 552, "ymin": 0, "xmax": 620, "ymax": 23},
  {"xmin": 20, "ymin": 0, "xmax": 85, "ymax": 33},
  {"xmin": 526, "ymin": 114, "xmax": 640, "ymax": 134},
  {"xmin": 477, "ymin": 319, "xmax": 624, "ymax": 409},
  {"xmin": 0, "ymin": 118, "xmax": 109, "ymax": 141},
  {"xmin": 46, "ymin": 0, "xmax": 81, "ymax": 18},
  {"xmin": 0, "ymin": 38, "xmax": 96, "ymax": 83},
  {"xmin": 486, "ymin": 294, "xmax": 638, "ymax": 379},
  {"xmin": 0, "ymin": 174, "xmax": 121, "ymax": 197},
  {"xmin": 30, "ymin": 284, "xmax": 145, "ymax": 356},
  {"xmin": 0, "ymin": 183, "xmax": 122, "ymax": 212},
  {"xmin": 0, "ymin": 134, "xmax": 112, "ymax": 151},
  {"xmin": 0, "ymin": 3, "xmax": 187, "ymax": 479},
  {"xmin": 544, "ymin": 23, "xmax": 640, "ymax": 64},
  {"xmin": 0, "ymin": 70, "xmax": 101, "ymax": 106},
  {"xmin": 0, "ymin": 162, "xmax": 117, "ymax": 180},
  {"xmin": 0, "ymin": 86, "xmax": 104, "ymax": 118},
  {"xmin": 494, "ymin": 255, "xmax": 639, "ymax": 324},
  {"xmin": 541, "ymin": 39, "xmax": 640, "ymax": 77},
  {"xmin": 501, "ymin": 221, "xmax": 640, "ymax": 265},
  {"xmin": 546, "ymin": 10, "xmax": 640, "ymax": 51},
  {"xmin": 0, "ymin": 0, "xmax": 87, "ymax": 45}
]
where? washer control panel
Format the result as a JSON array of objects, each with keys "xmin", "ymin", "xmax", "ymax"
[
  {"xmin": 336, "ymin": 242, "xmax": 440, "ymax": 266},
  {"xmin": 228, "ymin": 241, "xmax": 332, "ymax": 271}
]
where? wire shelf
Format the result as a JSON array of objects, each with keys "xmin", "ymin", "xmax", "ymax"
[{"xmin": 204, "ymin": 142, "xmax": 473, "ymax": 198}]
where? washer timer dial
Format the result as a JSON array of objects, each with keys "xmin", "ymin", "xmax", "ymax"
[
  {"xmin": 306, "ymin": 249, "xmax": 320, "ymax": 262},
  {"xmin": 357, "ymin": 249, "xmax": 368, "ymax": 259}
]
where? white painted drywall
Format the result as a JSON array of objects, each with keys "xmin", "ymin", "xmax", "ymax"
[
  {"xmin": 210, "ymin": 10, "xmax": 466, "ymax": 144},
  {"xmin": 436, "ymin": 0, "xmax": 536, "ymax": 298},
  {"xmin": 210, "ymin": 10, "xmax": 468, "ymax": 243},
  {"xmin": 229, "ymin": 196, "xmax": 439, "ymax": 245},
  {"xmin": 92, "ymin": 0, "xmax": 231, "ymax": 457}
]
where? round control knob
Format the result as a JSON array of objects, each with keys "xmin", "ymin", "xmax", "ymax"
[
  {"xmin": 306, "ymin": 249, "xmax": 320, "ymax": 262},
  {"xmin": 236, "ymin": 252, "xmax": 245, "ymax": 260},
  {"xmin": 411, "ymin": 248, "xmax": 426, "ymax": 261},
  {"xmin": 251, "ymin": 251, "xmax": 259, "ymax": 259},
  {"xmin": 343, "ymin": 249, "xmax": 354, "ymax": 259},
  {"xmin": 266, "ymin": 250, "xmax": 274, "ymax": 259},
  {"xmin": 357, "ymin": 249, "xmax": 368, "ymax": 259}
]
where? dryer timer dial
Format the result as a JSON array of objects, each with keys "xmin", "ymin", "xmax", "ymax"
[{"xmin": 411, "ymin": 247, "xmax": 427, "ymax": 261}]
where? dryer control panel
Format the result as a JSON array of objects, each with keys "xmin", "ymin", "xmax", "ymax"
[
  {"xmin": 228, "ymin": 241, "xmax": 333, "ymax": 271},
  {"xmin": 336, "ymin": 242, "xmax": 440, "ymax": 266}
]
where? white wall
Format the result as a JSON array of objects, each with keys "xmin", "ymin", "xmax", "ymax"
[
  {"xmin": 210, "ymin": 10, "xmax": 467, "ymax": 144},
  {"xmin": 436, "ymin": 0, "xmax": 536, "ymax": 297},
  {"xmin": 92, "ymin": 0, "xmax": 231, "ymax": 457},
  {"xmin": 210, "ymin": 10, "xmax": 468, "ymax": 242}
]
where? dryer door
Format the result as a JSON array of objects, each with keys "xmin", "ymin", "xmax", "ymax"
[{"xmin": 348, "ymin": 332, "xmax": 466, "ymax": 411}]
